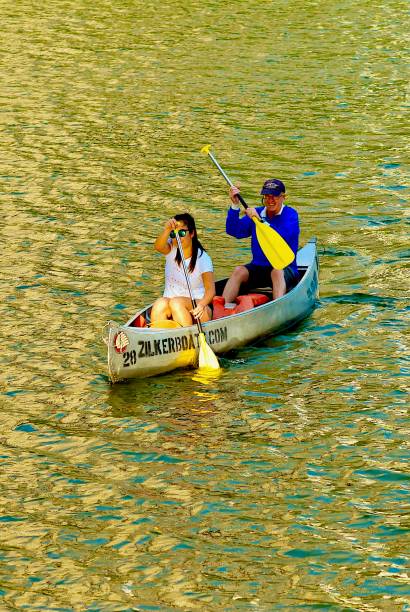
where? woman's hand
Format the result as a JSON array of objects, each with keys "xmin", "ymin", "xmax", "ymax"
[
  {"xmin": 193, "ymin": 272, "xmax": 215, "ymax": 322},
  {"xmin": 191, "ymin": 301, "xmax": 206, "ymax": 320},
  {"xmin": 164, "ymin": 218, "xmax": 178, "ymax": 232},
  {"xmin": 155, "ymin": 218, "xmax": 177, "ymax": 254}
]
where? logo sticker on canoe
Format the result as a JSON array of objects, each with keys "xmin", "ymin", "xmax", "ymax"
[{"xmin": 114, "ymin": 331, "xmax": 129, "ymax": 353}]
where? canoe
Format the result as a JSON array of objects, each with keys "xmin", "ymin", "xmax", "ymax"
[{"xmin": 104, "ymin": 238, "xmax": 319, "ymax": 382}]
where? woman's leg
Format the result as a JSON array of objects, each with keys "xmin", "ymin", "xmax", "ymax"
[
  {"xmin": 151, "ymin": 297, "xmax": 172, "ymax": 322},
  {"xmin": 169, "ymin": 297, "xmax": 195, "ymax": 326}
]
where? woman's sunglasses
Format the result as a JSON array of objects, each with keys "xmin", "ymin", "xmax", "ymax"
[{"xmin": 170, "ymin": 229, "xmax": 188, "ymax": 238}]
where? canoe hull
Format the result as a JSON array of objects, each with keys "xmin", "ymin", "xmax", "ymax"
[{"xmin": 105, "ymin": 240, "xmax": 319, "ymax": 382}]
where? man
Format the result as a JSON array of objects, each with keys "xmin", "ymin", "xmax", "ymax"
[{"xmin": 222, "ymin": 178, "xmax": 300, "ymax": 303}]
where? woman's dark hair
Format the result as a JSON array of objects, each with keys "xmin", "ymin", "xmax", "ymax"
[{"xmin": 174, "ymin": 213, "xmax": 205, "ymax": 273}]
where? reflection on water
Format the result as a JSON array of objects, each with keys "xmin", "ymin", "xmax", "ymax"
[{"xmin": 1, "ymin": 0, "xmax": 408, "ymax": 608}]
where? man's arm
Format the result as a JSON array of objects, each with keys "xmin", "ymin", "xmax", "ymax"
[
  {"xmin": 226, "ymin": 207, "xmax": 253, "ymax": 239},
  {"xmin": 225, "ymin": 185, "xmax": 253, "ymax": 239}
]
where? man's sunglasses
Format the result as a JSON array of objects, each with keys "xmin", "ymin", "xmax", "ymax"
[
  {"xmin": 261, "ymin": 193, "xmax": 283, "ymax": 203},
  {"xmin": 170, "ymin": 229, "xmax": 188, "ymax": 238}
]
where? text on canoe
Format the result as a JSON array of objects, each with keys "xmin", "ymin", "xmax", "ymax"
[{"xmin": 122, "ymin": 327, "xmax": 228, "ymax": 366}]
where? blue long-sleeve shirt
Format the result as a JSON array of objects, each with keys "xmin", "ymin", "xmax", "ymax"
[{"xmin": 226, "ymin": 205, "xmax": 300, "ymax": 275}]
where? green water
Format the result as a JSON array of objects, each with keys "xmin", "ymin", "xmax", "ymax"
[{"xmin": 1, "ymin": 0, "xmax": 409, "ymax": 609}]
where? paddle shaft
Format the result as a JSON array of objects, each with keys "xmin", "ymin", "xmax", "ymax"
[
  {"xmin": 206, "ymin": 149, "xmax": 250, "ymax": 211},
  {"xmin": 174, "ymin": 232, "xmax": 204, "ymax": 335},
  {"xmin": 174, "ymin": 228, "xmax": 220, "ymax": 370}
]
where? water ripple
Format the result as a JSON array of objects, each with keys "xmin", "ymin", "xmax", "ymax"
[{"xmin": 1, "ymin": 0, "xmax": 408, "ymax": 609}]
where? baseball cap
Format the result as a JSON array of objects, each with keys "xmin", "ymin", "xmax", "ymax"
[{"xmin": 260, "ymin": 178, "xmax": 286, "ymax": 196}]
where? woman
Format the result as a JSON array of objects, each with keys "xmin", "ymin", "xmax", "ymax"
[{"xmin": 151, "ymin": 213, "xmax": 215, "ymax": 327}]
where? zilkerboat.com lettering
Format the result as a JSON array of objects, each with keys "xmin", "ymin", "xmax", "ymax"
[{"xmin": 122, "ymin": 327, "xmax": 228, "ymax": 367}]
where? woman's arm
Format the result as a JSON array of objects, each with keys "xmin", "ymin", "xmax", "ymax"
[
  {"xmin": 191, "ymin": 271, "xmax": 215, "ymax": 319},
  {"xmin": 155, "ymin": 218, "xmax": 176, "ymax": 254}
]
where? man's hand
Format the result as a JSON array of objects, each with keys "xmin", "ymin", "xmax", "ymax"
[
  {"xmin": 229, "ymin": 185, "xmax": 241, "ymax": 205},
  {"xmin": 245, "ymin": 207, "xmax": 261, "ymax": 221}
]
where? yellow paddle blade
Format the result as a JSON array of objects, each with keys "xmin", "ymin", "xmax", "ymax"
[
  {"xmin": 253, "ymin": 218, "xmax": 295, "ymax": 270},
  {"xmin": 200, "ymin": 144, "xmax": 211, "ymax": 154},
  {"xmin": 198, "ymin": 332, "xmax": 220, "ymax": 370}
]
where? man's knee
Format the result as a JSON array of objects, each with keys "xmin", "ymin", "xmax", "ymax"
[
  {"xmin": 232, "ymin": 266, "xmax": 249, "ymax": 281},
  {"xmin": 270, "ymin": 269, "xmax": 286, "ymax": 297},
  {"xmin": 271, "ymin": 269, "xmax": 284, "ymax": 282}
]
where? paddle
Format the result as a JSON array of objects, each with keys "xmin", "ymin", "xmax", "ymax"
[
  {"xmin": 174, "ymin": 231, "xmax": 220, "ymax": 371},
  {"xmin": 200, "ymin": 144, "xmax": 295, "ymax": 270}
]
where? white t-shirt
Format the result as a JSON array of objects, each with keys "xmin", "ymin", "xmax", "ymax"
[{"xmin": 163, "ymin": 247, "xmax": 213, "ymax": 300}]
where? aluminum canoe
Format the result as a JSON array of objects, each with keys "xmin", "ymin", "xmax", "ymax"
[{"xmin": 104, "ymin": 239, "xmax": 319, "ymax": 382}]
